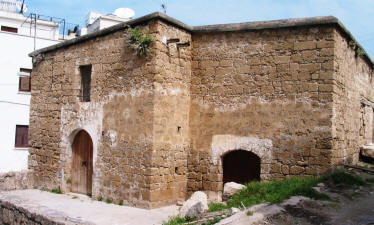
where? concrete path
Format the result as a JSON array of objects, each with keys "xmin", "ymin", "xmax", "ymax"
[{"xmin": 0, "ymin": 189, "xmax": 179, "ymax": 225}]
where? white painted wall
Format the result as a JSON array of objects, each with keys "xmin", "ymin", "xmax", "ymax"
[
  {"xmin": 0, "ymin": 10, "xmax": 60, "ymax": 173},
  {"xmin": 85, "ymin": 14, "xmax": 130, "ymax": 35}
]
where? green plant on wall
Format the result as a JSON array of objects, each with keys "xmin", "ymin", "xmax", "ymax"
[
  {"xmin": 349, "ymin": 40, "xmax": 365, "ymax": 58},
  {"xmin": 127, "ymin": 28, "xmax": 154, "ymax": 56}
]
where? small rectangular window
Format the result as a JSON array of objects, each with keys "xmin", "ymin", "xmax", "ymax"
[
  {"xmin": 1, "ymin": 25, "xmax": 18, "ymax": 33},
  {"xmin": 15, "ymin": 125, "xmax": 28, "ymax": 148},
  {"xmin": 19, "ymin": 76, "xmax": 31, "ymax": 92},
  {"xmin": 80, "ymin": 65, "xmax": 92, "ymax": 102}
]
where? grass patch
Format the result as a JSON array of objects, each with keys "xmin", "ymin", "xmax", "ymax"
[
  {"xmin": 169, "ymin": 169, "xmax": 366, "ymax": 224},
  {"xmin": 202, "ymin": 217, "xmax": 222, "ymax": 225},
  {"xmin": 66, "ymin": 178, "xmax": 72, "ymax": 184},
  {"xmin": 224, "ymin": 176, "xmax": 329, "ymax": 209},
  {"xmin": 208, "ymin": 202, "xmax": 229, "ymax": 212},
  {"xmin": 322, "ymin": 169, "xmax": 366, "ymax": 187},
  {"xmin": 105, "ymin": 198, "xmax": 113, "ymax": 204},
  {"xmin": 51, "ymin": 187, "xmax": 62, "ymax": 194},
  {"xmin": 246, "ymin": 210, "xmax": 253, "ymax": 216},
  {"xmin": 98, "ymin": 196, "xmax": 103, "ymax": 201},
  {"xmin": 118, "ymin": 200, "xmax": 123, "ymax": 206},
  {"xmin": 366, "ymin": 178, "xmax": 374, "ymax": 183},
  {"xmin": 162, "ymin": 216, "xmax": 189, "ymax": 225},
  {"xmin": 72, "ymin": 196, "xmax": 78, "ymax": 199}
]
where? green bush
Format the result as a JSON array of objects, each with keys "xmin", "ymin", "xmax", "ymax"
[{"xmin": 127, "ymin": 28, "xmax": 154, "ymax": 56}]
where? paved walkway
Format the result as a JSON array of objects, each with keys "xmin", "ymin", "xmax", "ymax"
[{"xmin": 0, "ymin": 189, "xmax": 179, "ymax": 225}]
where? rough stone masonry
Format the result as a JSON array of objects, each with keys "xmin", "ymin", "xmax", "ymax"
[{"xmin": 28, "ymin": 12, "xmax": 374, "ymax": 208}]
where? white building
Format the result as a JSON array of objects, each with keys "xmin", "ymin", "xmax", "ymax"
[
  {"xmin": 81, "ymin": 8, "xmax": 135, "ymax": 35},
  {"xmin": 0, "ymin": 0, "xmax": 61, "ymax": 172}
]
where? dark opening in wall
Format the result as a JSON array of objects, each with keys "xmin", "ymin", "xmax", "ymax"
[
  {"xmin": 222, "ymin": 150, "xmax": 261, "ymax": 184},
  {"xmin": 80, "ymin": 65, "xmax": 92, "ymax": 102},
  {"xmin": 1, "ymin": 25, "xmax": 18, "ymax": 33}
]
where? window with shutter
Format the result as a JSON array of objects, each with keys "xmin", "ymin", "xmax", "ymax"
[
  {"xmin": 18, "ymin": 68, "xmax": 31, "ymax": 92},
  {"xmin": 15, "ymin": 125, "xmax": 29, "ymax": 148},
  {"xmin": 19, "ymin": 76, "xmax": 31, "ymax": 92}
]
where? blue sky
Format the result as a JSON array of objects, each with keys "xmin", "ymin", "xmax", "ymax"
[{"xmin": 27, "ymin": 0, "xmax": 374, "ymax": 57}]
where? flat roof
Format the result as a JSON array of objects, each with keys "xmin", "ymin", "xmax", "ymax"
[{"xmin": 29, "ymin": 12, "xmax": 373, "ymax": 67}]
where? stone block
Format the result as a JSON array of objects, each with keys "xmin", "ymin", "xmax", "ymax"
[{"xmin": 294, "ymin": 41, "xmax": 316, "ymax": 50}]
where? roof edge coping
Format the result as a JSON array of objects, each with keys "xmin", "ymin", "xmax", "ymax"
[{"xmin": 29, "ymin": 12, "xmax": 374, "ymax": 68}]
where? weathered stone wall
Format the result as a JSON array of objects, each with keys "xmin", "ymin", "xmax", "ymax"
[
  {"xmin": 0, "ymin": 199, "xmax": 66, "ymax": 225},
  {"xmin": 147, "ymin": 21, "xmax": 191, "ymax": 207},
  {"xmin": 189, "ymin": 26, "xmax": 336, "ymax": 198},
  {"xmin": 0, "ymin": 171, "xmax": 32, "ymax": 191},
  {"xmin": 29, "ymin": 15, "xmax": 374, "ymax": 207},
  {"xmin": 332, "ymin": 29, "xmax": 374, "ymax": 164},
  {"xmin": 29, "ymin": 22, "xmax": 157, "ymax": 208}
]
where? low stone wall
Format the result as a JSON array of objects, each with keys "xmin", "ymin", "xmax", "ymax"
[
  {"xmin": 0, "ymin": 171, "xmax": 32, "ymax": 191},
  {"xmin": 0, "ymin": 199, "xmax": 65, "ymax": 225}
]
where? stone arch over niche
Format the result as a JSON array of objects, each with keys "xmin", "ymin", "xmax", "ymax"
[{"xmin": 211, "ymin": 135, "xmax": 273, "ymax": 178}]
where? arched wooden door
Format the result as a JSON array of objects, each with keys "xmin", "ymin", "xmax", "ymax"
[{"xmin": 72, "ymin": 130, "xmax": 93, "ymax": 195}]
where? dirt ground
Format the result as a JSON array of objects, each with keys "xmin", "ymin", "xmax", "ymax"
[{"xmin": 263, "ymin": 165, "xmax": 374, "ymax": 225}]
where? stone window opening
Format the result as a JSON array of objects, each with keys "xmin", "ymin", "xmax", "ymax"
[
  {"xmin": 222, "ymin": 150, "xmax": 261, "ymax": 185},
  {"xmin": 80, "ymin": 65, "xmax": 92, "ymax": 102}
]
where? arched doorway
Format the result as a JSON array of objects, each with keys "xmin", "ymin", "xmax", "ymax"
[
  {"xmin": 71, "ymin": 130, "xmax": 93, "ymax": 195},
  {"xmin": 222, "ymin": 150, "xmax": 260, "ymax": 184}
]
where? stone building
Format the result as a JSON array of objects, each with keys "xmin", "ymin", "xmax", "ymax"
[{"xmin": 28, "ymin": 12, "xmax": 374, "ymax": 208}]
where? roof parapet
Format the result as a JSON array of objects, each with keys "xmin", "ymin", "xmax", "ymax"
[{"xmin": 29, "ymin": 12, "xmax": 373, "ymax": 68}]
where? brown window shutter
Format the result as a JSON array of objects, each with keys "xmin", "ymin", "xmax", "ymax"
[
  {"xmin": 19, "ymin": 76, "xmax": 31, "ymax": 92},
  {"xmin": 15, "ymin": 125, "xmax": 29, "ymax": 148}
]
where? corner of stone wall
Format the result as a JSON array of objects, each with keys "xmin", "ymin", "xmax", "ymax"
[{"xmin": 331, "ymin": 27, "xmax": 374, "ymax": 166}]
